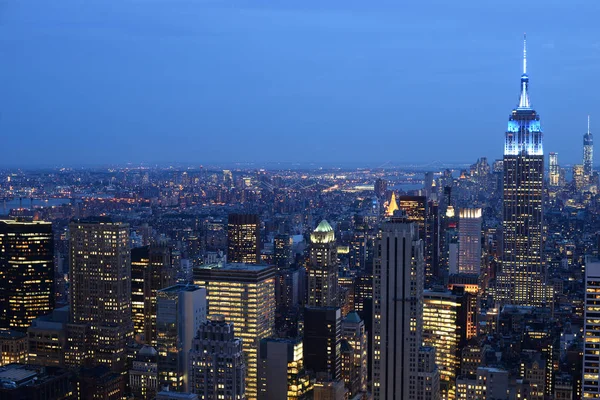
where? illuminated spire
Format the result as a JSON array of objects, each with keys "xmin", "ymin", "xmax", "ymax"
[
  {"xmin": 385, "ymin": 192, "xmax": 399, "ymax": 217},
  {"xmin": 588, "ymin": 114, "xmax": 592, "ymax": 135},
  {"xmin": 518, "ymin": 33, "xmax": 531, "ymax": 109},
  {"xmin": 523, "ymin": 33, "xmax": 527, "ymax": 75}
]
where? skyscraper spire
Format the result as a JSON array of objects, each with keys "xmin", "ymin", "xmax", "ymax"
[
  {"xmin": 518, "ymin": 33, "xmax": 530, "ymax": 109},
  {"xmin": 523, "ymin": 33, "xmax": 527, "ymax": 75},
  {"xmin": 589, "ymin": 114, "xmax": 591, "ymax": 134}
]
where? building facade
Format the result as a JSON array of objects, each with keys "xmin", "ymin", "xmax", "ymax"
[
  {"xmin": 156, "ymin": 284, "xmax": 207, "ymax": 392},
  {"xmin": 304, "ymin": 307, "xmax": 342, "ymax": 381},
  {"xmin": 307, "ymin": 220, "xmax": 338, "ymax": 308},
  {"xmin": 131, "ymin": 245, "xmax": 175, "ymax": 345},
  {"xmin": 496, "ymin": 36, "xmax": 547, "ymax": 307},
  {"xmin": 258, "ymin": 338, "xmax": 310, "ymax": 400},
  {"xmin": 67, "ymin": 217, "xmax": 132, "ymax": 372},
  {"xmin": 227, "ymin": 214, "xmax": 260, "ymax": 264},
  {"xmin": 189, "ymin": 315, "xmax": 246, "ymax": 400},
  {"xmin": 194, "ymin": 263, "xmax": 276, "ymax": 400},
  {"xmin": 373, "ymin": 217, "xmax": 425, "ymax": 399},
  {"xmin": 0, "ymin": 219, "xmax": 54, "ymax": 331},
  {"xmin": 458, "ymin": 208, "xmax": 482, "ymax": 275},
  {"xmin": 583, "ymin": 256, "xmax": 600, "ymax": 398}
]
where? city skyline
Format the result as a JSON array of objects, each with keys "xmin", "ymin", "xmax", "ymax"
[{"xmin": 2, "ymin": 0, "xmax": 600, "ymax": 166}]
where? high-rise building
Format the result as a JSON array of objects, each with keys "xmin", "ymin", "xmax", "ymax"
[
  {"xmin": 67, "ymin": 217, "xmax": 132, "ymax": 372},
  {"xmin": 582, "ymin": 256, "xmax": 600, "ymax": 397},
  {"xmin": 573, "ymin": 164, "xmax": 586, "ymax": 190},
  {"xmin": 496, "ymin": 36, "xmax": 547, "ymax": 307},
  {"xmin": 258, "ymin": 338, "xmax": 311, "ymax": 400},
  {"xmin": 304, "ymin": 307, "xmax": 342, "ymax": 381},
  {"xmin": 307, "ymin": 220, "xmax": 338, "ymax": 308},
  {"xmin": 0, "ymin": 219, "xmax": 54, "ymax": 331},
  {"xmin": 458, "ymin": 208, "xmax": 482, "ymax": 275},
  {"xmin": 372, "ymin": 217, "xmax": 425, "ymax": 399},
  {"xmin": 398, "ymin": 196, "xmax": 437, "ymax": 286},
  {"xmin": 156, "ymin": 284, "xmax": 207, "ymax": 393},
  {"xmin": 131, "ymin": 245, "xmax": 175, "ymax": 345},
  {"xmin": 456, "ymin": 367, "xmax": 509, "ymax": 399},
  {"xmin": 584, "ymin": 115, "xmax": 594, "ymax": 180},
  {"xmin": 374, "ymin": 178, "xmax": 387, "ymax": 199},
  {"xmin": 0, "ymin": 330, "xmax": 27, "ymax": 366},
  {"xmin": 227, "ymin": 214, "xmax": 260, "ymax": 264},
  {"xmin": 549, "ymin": 152, "xmax": 560, "ymax": 187},
  {"xmin": 340, "ymin": 311, "xmax": 367, "ymax": 396},
  {"xmin": 423, "ymin": 288, "xmax": 471, "ymax": 399},
  {"xmin": 273, "ymin": 233, "xmax": 293, "ymax": 269},
  {"xmin": 189, "ymin": 315, "xmax": 246, "ymax": 399},
  {"xmin": 193, "ymin": 263, "xmax": 276, "ymax": 400}
]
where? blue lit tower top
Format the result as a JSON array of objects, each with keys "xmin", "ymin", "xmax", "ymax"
[{"xmin": 504, "ymin": 34, "xmax": 543, "ymax": 156}]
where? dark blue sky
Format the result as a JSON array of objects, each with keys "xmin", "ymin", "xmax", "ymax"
[{"xmin": 1, "ymin": 0, "xmax": 600, "ymax": 166}]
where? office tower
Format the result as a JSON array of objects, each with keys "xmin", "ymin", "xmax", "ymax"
[
  {"xmin": 273, "ymin": 233, "xmax": 293, "ymax": 269},
  {"xmin": 189, "ymin": 315, "xmax": 246, "ymax": 399},
  {"xmin": 131, "ymin": 245, "xmax": 175, "ymax": 345},
  {"xmin": 375, "ymin": 178, "xmax": 388, "ymax": 199},
  {"xmin": 156, "ymin": 284, "xmax": 207, "ymax": 393},
  {"xmin": 496, "ymin": 36, "xmax": 547, "ymax": 307},
  {"xmin": 458, "ymin": 208, "xmax": 482, "ymax": 275},
  {"xmin": 258, "ymin": 338, "xmax": 311, "ymax": 400},
  {"xmin": 584, "ymin": 115, "xmax": 594, "ymax": 180},
  {"xmin": 0, "ymin": 219, "xmax": 54, "ymax": 331},
  {"xmin": 67, "ymin": 217, "xmax": 132, "ymax": 372},
  {"xmin": 307, "ymin": 220, "xmax": 338, "ymax": 307},
  {"xmin": 340, "ymin": 311, "xmax": 367, "ymax": 396},
  {"xmin": 373, "ymin": 217, "xmax": 424, "ymax": 400},
  {"xmin": 582, "ymin": 256, "xmax": 600, "ymax": 397},
  {"xmin": 417, "ymin": 347, "xmax": 441, "ymax": 400},
  {"xmin": 0, "ymin": 364, "xmax": 73, "ymax": 399},
  {"xmin": 194, "ymin": 263, "xmax": 276, "ymax": 400},
  {"xmin": 427, "ymin": 200, "xmax": 440, "ymax": 281},
  {"xmin": 227, "ymin": 214, "xmax": 260, "ymax": 264},
  {"xmin": 398, "ymin": 195, "xmax": 436, "ymax": 286},
  {"xmin": 573, "ymin": 164, "xmax": 586, "ymax": 190},
  {"xmin": 129, "ymin": 345, "xmax": 159, "ymax": 400},
  {"xmin": 549, "ymin": 152, "xmax": 560, "ymax": 187},
  {"xmin": 423, "ymin": 288, "xmax": 471, "ymax": 399},
  {"xmin": 304, "ymin": 307, "xmax": 342, "ymax": 381}
]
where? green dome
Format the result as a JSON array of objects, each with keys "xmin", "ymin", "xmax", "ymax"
[{"xmin": 315, "ymin": 220, "xmax": 333, "ymax": 233}]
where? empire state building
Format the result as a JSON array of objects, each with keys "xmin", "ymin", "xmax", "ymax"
[{"xmin": 496, "ymin": 35, "xmax": 548, "ymax": 307}]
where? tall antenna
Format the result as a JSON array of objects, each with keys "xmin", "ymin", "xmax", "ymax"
[{"xmin": 523, "ymin": 32, "xmax": 527, "ymax": 75}]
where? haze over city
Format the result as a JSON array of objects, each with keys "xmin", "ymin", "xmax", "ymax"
[{"xmin": 2, "ymin": 0, "xmax": 600, "ymax": 166}]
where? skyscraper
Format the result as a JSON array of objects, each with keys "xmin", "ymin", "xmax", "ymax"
[
  {"xmin": 496, "ymin": 36, "xmax": 547, "ymax": 307},
  {"xmin": 340, "ymin": 311, "xmax": 368, "ymax": 396},
  {"xmin": 372, "ymin": 217, "xmax": 426, "ymax": 399},
  {"xmin": 131, "ymin": 245, "xmax": 175, "ymax": 345},
  {"xmin": 193, "ymin": 263, "xmax": 276, "ymax": 400},
  {"xmin": 157, "ymin": 284, "xmax": 206, "ymax": 393},
  {"xmin": 0, "ymin": 219, "xmax": 54, "ymax": 331},
  {"xmin": 582, "ymin": 256, "xmax": 600, "ymax": 398},
  {"xmin": 273, "ymin": 233, "xmax": 293, "ymax": 269},
  {"xmin": 307, "ymin": 220, "xmax": 338, "ymax": 307},
  {"xmin": 189, "ymin": 315, "xmax": 246, "ymax": 399},
  {"xmin": 304, "ymin": 307, "xmax": 342, "ymax": 381},
  {"xmin": 67, "ymin": 217, "xmax": 132, "ymax": 372},
  {"xmin": 227, "ymin": 214, "xmax": 260, "ymax": 264},
  {"xmin": 584, "ymin": 115, "xmax": 594, "ymax": 180},
  {"xmin": 458, "ymin": 208, "xmax": 482, "ymax": 275},
  {"xmin": 549, "ymin": 152, "xmax": 560, "ymax": 187},
  {"xmin": 398, "ymin": 195, "xmax": 436, "ymax": 286},
  {"xmin": 258, "ymin": 338, "xmax": 311, "ymax": 400}
]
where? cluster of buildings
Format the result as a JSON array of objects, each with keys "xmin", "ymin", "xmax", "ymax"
[{"xmin": 1, "ymin": 37, "xmax": 600, "ymax": 400}]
